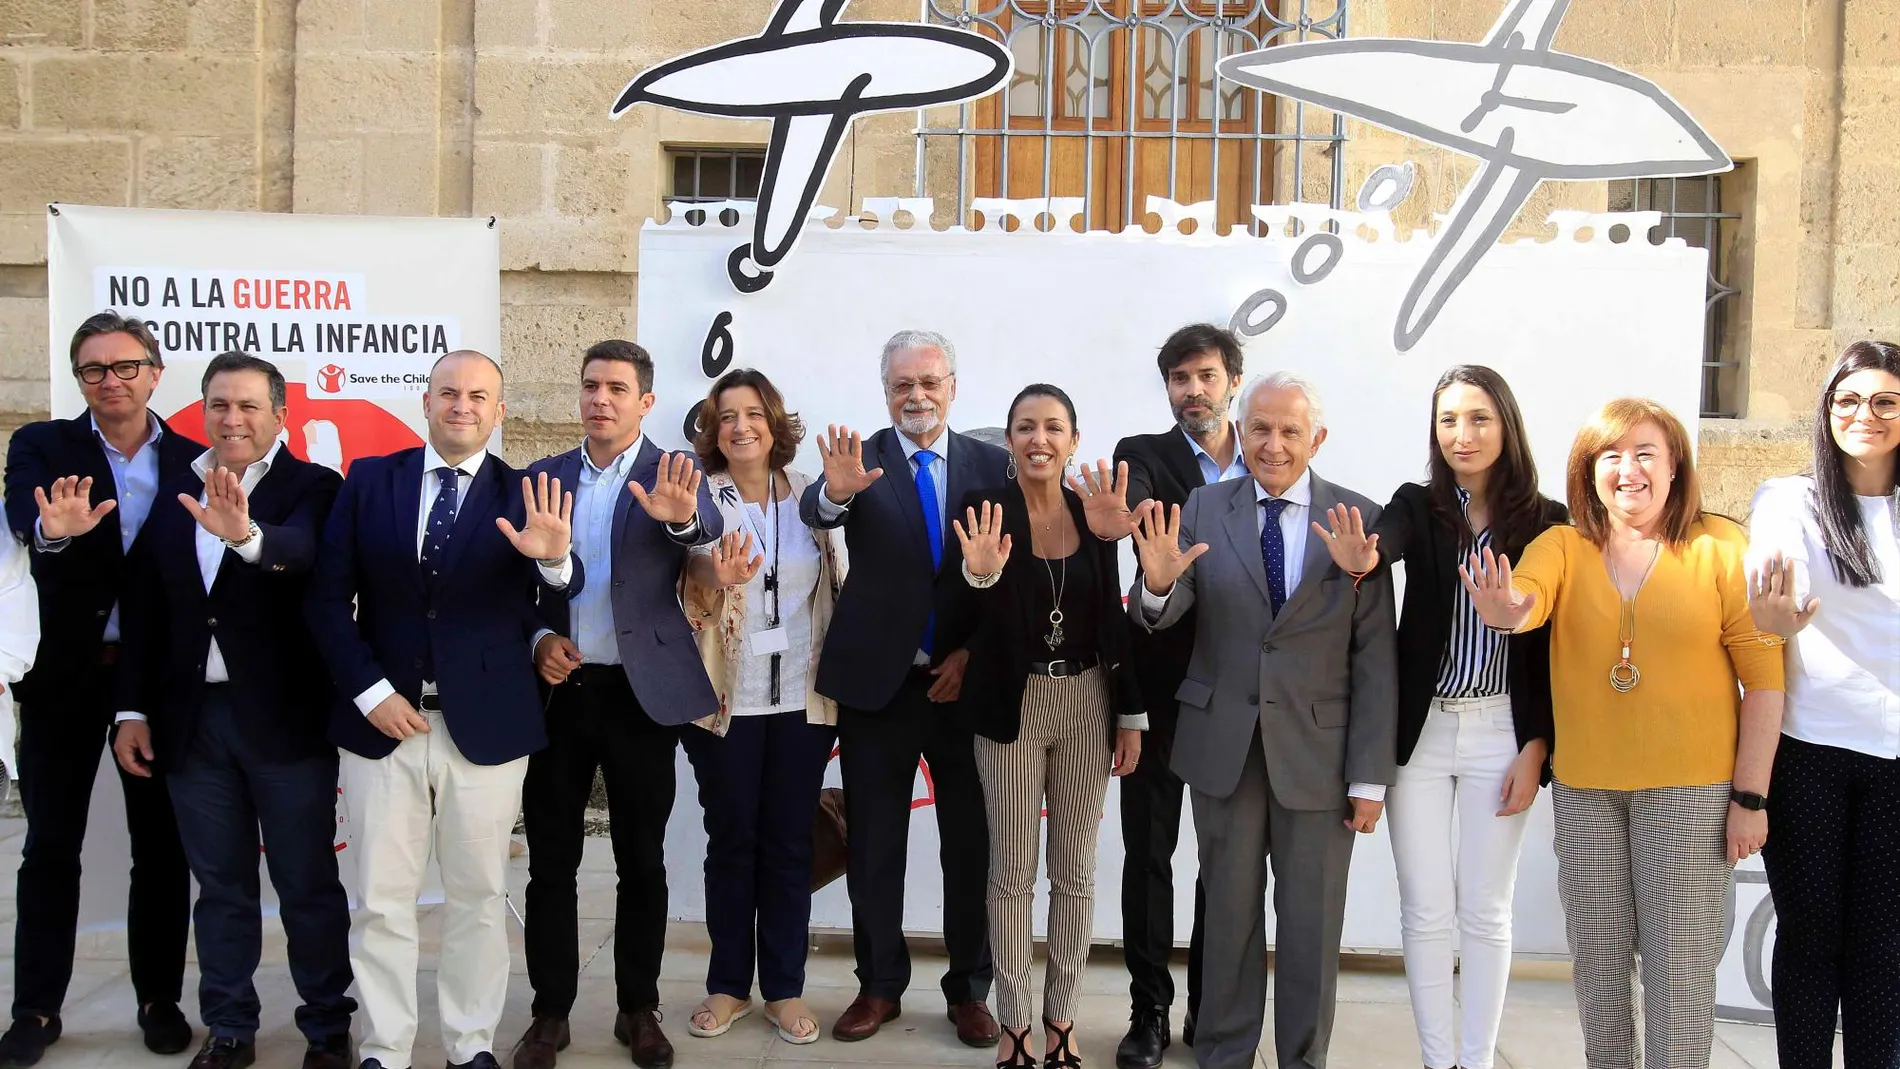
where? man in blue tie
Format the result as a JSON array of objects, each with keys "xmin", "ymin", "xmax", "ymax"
[{"xmin": 799, "ymin": 330, "xmax": 1008, "ymax": 1045}]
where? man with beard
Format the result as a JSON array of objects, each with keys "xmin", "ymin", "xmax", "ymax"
[
  {"xmin": 800, "ymin": 330, "xmax": 1008, "ymax": 1046},
  {"xmin": 1077, "ymin": 324, "xmax": 1246, "ymax": 1069}
]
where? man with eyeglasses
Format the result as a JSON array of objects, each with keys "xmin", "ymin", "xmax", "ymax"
[
  {"xmin": 800, "ymin": 329, "xmax": 1007, "ymax": 1046},
  {"xmin": 0, "ymin": 311, "xmax": 203, "ymax": 1064}
]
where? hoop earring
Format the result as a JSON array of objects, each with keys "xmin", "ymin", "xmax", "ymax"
[{"xmin": 1006, "ymin": 456, "xmax": 1018, "ymax": 480}]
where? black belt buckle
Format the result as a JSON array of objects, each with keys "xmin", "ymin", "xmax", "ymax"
[
  {"xmin": 1033, "ymin": 656, "xmax": 1094, "ymax": 678},
  {"xmin": 417, "ymin": 692, "xmax": 442, "ymax": 712}
]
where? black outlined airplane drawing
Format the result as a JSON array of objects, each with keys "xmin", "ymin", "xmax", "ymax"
[
  {"xmin": 612, "ymin": 0, "xmax": 1011, "ymax": 293},
  {"xmin": 1219, "ymin": 0, "xmax": 1731, "ymax": 351}
]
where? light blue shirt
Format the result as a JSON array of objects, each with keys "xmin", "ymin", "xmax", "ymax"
[
  {"xmin": 570, "ymin": 436, "xmax": 643, "ymax": 665},
  {"xmin": 34, "ymin": 414, "xmax": 164, "ymax": 642},
  {"xmin": 1183, "ymin": 424, "xmax": 1249, "ymax": 486}
]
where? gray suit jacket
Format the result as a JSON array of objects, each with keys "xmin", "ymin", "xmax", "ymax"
[{"xmin": 1132, "ymin": 470, "xmax": 1398, "ymax": 809}]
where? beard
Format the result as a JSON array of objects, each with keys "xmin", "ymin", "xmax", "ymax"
[
  {"xmin": 897, "ymin": 403, "xmax": 941, "ymax": 437},
  {"xmin": 1173, "ymin": 395, "xmax": 1226, "ymax": 437}
]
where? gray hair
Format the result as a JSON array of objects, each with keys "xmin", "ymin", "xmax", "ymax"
[
  {"xmin": 879, "ymin": 329, "xmax": 958, "ymax": 383},
  {"xmin": 1238, "ymin": 371, "xmax": 1326, "ymax": 432}
]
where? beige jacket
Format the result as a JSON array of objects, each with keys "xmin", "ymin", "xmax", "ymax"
[{"xmin": 681, "ymin": 467, "xmax": 844, "ymax": 735}]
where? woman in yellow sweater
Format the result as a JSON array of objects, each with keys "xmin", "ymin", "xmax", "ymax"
[{"xmin": 1462, "ymin": 398, "xmax": 1785, "ymax": 1069}]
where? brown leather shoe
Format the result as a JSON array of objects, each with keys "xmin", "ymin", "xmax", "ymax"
[
  {"xmin": 831, "ymin": 996, "xmax": 902, "ymax": 1042},
  {"xmin": 612, "ymin": 1010, "xmax": 674, "ymax": 1069},
  {"xmin": 510, "ymin": 1018, "xmax": 570, "ymax": 1069},
  {"xmin": 948, "ymin": 1002, "xmax": 1000, "ymax": 1047}
]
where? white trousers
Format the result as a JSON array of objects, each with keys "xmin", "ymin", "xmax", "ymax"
[
  {"xmin": 1386, "ymin": 695, "xmax": 1534, "ymax": 1069},
  {"xmin": 341, "ymin": 712, "xmax": 529, "ymax": 1069}
]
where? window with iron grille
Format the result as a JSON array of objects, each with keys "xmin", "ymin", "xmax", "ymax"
[
  {"xmin": 1608, "ymin": 171, "xmax": 1752, "ymax": 418},
  {"xmin": 669, "ymin": 148, "xmax": 767, "ymax": 203}
]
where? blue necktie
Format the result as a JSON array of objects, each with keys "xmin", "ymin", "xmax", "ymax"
[
  {"xmin": 420, "ymin": 466, "xmax": 460, "ymax": 583},
  {"xmin": 914, "ymin": 448, "xmax": 943, "ymax": 654},
  {"xmin": 1260, "ymin": 497, "xmax": 1289, "ymax": 617}
]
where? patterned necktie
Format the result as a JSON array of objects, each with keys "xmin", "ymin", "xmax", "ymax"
[
  {"xmin": 913, "ymin": 448, "xmax": 943, "ymax": 654},
  {"xmin": 420, "ymin": 466, "xmax": 460, "ymax": 582},
  {"xmin": 1260, "ymin": 497, "xmax": 1289, "ymax": 617}
]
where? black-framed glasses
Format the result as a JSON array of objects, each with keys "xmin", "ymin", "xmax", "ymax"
[
  {"xmin": 73, "ymin": 359, "xmax": 155, "ymax": 385},
  {"xmin": 1828, "ymin": 390, "xmax": 1900, "ymax": 421}
]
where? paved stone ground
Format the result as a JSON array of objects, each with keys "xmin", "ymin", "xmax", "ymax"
[{"xmin": 0, "ymin": 817, "xmax": 1801, "ymax": 1069}]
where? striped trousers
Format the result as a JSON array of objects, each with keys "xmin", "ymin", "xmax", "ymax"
[
  {"xmin": 1553, "ymin": 781, "xmax": 1732, "ymax": 1069},
  {"xmin": 973, "ymin": 668, "xmax": 1114, "ymax": 1029}
]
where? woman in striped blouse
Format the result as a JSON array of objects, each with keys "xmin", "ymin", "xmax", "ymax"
[{"xmin": 1315, "ymin": 365, "xmax": 1565, "ymax": 1069}]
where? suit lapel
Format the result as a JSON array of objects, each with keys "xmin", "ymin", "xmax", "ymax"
[
  {"xmin": 1159, "ymin": 428, "xmax": 1205, "ymax": 492},
  {"xmin": 877, "ymin": 429, "xmax": 931, "ymax": 565},
  {"xmin": 1274, "ymin": 472, "xmax": 1339, "ymax": 626},
  {"xmin": 72, "ymin": 414, "xmax": 122, "ymax": 554},
  {"xmin": 443, "ymin": 455, "xmax": 501, "ymax": 577},
  {"xmin": 395, "ymin": 450, "xmax": 425, "ymax": 592},
  {"xmin": 615, "ymin": 440, "xmax": 658, "ymax": 554},
  {"xmin": 1221, "ymin": 482, "xmax": 1272, "ymax": 604}
]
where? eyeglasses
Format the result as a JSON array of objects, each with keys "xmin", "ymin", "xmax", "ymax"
[
  {"xmin": 73, "ymin": 359, "xmax": 155, "ymax": 385},
  {"xmin": 1828, "ymin": 390, "xmax": 1900, "ymax": 421},
  {"xmin": 886, "ymin": 375, "xmax": 952, "ymax": 397}
]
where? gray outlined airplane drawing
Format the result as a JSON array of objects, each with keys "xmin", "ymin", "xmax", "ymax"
[
  {"xmin": 1219, "ymin": 0, "xmax": 1731, "ymax": 351},
  {"xmin": 612, "ymin": 0, "xmax": 1011, "ymax": 293}
]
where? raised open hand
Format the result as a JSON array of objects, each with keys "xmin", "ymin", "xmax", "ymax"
[
  {"xmin": 1312, "ymin": 502, "xmax": 1379, "ymax": 574},
  {"xmin": 952, "ymin": 500, "xmax": 1013, "ymax": 581},
  {"xmin": 816, "ymin": 424, "xmax": 884, "ymax": 504},
  {"xmin": 1131, "ymin": 500, "xmax": 1208, "ymax": 596},
  {"xmin": 497, "ymin": 472, "xmax": 573, "ymax": 561},
  {"xmin": 1748, "ymin": 552, "xmax": 1819, "ymax": 637},
  {"xmin": 35, "ymin": 475, "xmax": 116, "ymax": 541},
  {"xmin": 1458, "ymin": 546, "xmax": 1535, "ymax": 631},
  {"xmin": 1068, "ymin": 459, "xmax": 1135, "ymax": 540},
  {"xmin": 628, "ymin": 452, "xmax": 704, "ymax": 526},
  {"xmin": 710, "ymin": 530, "xmax": 765, "ymax": 588},
  {"xmin": 180, "ymin": 467, "xmax": 252, "ymax": 544}
]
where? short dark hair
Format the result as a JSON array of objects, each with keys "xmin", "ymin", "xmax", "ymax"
[
  {"xmin": 1156, "ymin": 323, "xmax": 1243, "ymax": 381},
  {"xmin": 201, "ymin": 351, "xmax": 287, "ymax": 410},
  {"xmin": 69, "ymin": 310, "xmax": 162, "ymax": 370},
  {"xmin": 583, "ymin": 339, "xmax": 654, "ymax": 395},
  {"xmin": 694, "ymin": 368, "xmax": 805, "ymax": 474}
]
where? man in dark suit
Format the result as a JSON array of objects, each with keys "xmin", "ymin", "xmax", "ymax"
[
  {"xmin": 1095, "ymin": 324, "xmax": 1248, "ymax": 1069},
  {"xmin": 112, "ymin": 352, "xmax": 353, "ymax": 1069},
  {"xmin": 306, "ymin": 350, "xmax": 581, "ymax": 1069},
  {"xmin": 799, "ymin": 329, "xmax": 1007, "ymax": 1046},
  {"xmin": 508, "ymin": 340, "xmax": 720, "ymax": 1069},
  {"xmin": 0, "ymin": 311, "xmax": 200, "ymax": 1064}
]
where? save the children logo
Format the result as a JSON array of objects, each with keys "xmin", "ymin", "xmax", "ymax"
[{"xmin": 316, "ymin": 363, "xmax": 347, "ymax": 394}]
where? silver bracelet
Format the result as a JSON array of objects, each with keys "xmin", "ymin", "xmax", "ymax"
[{"xmin": 962, "ymin": 559, "xmax": 1003, "ymax": 588}]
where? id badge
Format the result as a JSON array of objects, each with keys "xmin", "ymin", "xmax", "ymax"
[{"xmin": 749, "ymin": 626, "xmax": 791, "ymax": 656}]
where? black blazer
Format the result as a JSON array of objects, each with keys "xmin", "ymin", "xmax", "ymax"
[
  {"xmin": 949, "ymin": 482, "xmax": 1143, "ymax": 745},
  {"xmin": 801, "ymin": 427, "xmax": 1010, "ymax": 711},
  {"xmin": 2, "ymin": 411, "xmax": 205, "ymax": 705},
  {"xmin": 117, "ymin": 453, "xmax": 343, "ymax": 765},
  {"xmin": 1373, "ymin": 481, "xmax": 1567, "ymax": 774},
  {"xmin": 1112, "ymin": 428, "xmax": 1207, "ymax": 727}
]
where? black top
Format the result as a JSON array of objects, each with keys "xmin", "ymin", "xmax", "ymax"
[
  {"xmin": 1024, "ymin": 547, "xmax": 1098, "ymax": 661},
  {"xmin": 1110, "ymin": 428, "xmax": 1209, "ymax": 728}
]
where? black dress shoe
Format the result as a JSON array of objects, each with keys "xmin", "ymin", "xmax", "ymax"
[
  {"xmin": 1114, "ymin": 1007, "xmax": 1169, "ymax": 1069},
  {"xmin": 139, "ymin": 1003, "xmax": 195, "ymax": 1056},
  {"xmin": 0, "ymin": 1017, "xmax": 62, "ymax": 1069},
  {"xmin": 614, "ymin": 1009, "xmax": 674, "ymax": 1069},
  {"xmin": 449, "ymin": 1054, "xmax": 500, "ymax": 1069},
  {"xmin": 188, "ymin": 1037, "xmax": 257, "ymax": 1069},
  {"xmin": 302, "ymin": 1035, "xmax": 353, "ymax": 1069},
  {"xmin": 510, "ymin": 1018, "xmax": 570, "ymax": 1069},
  {"xmin": 1181, "ymin": 1011, "xmax": 1195, "ymax": 1049}
]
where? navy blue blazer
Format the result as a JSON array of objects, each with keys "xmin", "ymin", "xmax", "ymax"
[
  {"xmin": 305, "ymin": 448, "xmax": 584, "ymax": 765},
  {"xmin": 2, "ymin": 411, "xmax": 205, "ymax": 705},
  {"xmin": 527, "ymin": 439, "xmax": 722, "ymax": 726},
  {"xmin": 800, "ymin": 427, "xmax": 1010, "ymax": 711},
  {"xmin": 117, "ymin": 452, "xmax": 343, "ymax": 765}
]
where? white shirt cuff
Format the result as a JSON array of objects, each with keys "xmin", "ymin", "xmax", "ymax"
[
  {"xmin": 1137, "ymin": 581, "xmax": 1173, "ymax": 620},
  {"xmin": 666, "ymin": 516, "xmax": 700, "ymax": 539},
  {"xmin": 115, "ymin": 711, "xmax": 146, "ymax": 723},
  {"xmin": 1118, "ymin": 713, "xmax": 1150, "ymax": 731},
  {"xmin": 816, "ymin": 490, "xmax": 852, "ymax": 520},
  {"xmin": 531, "ymin": 628, "xmax": 555, "ymax": 659},
  {"xmin": 536, "ymin": 553, "xmax": 574, "ymax": 588},
  {"xmin": 33, "ymin": 518, "xmax": 70, "ymax": 552},
  {"xmin": 355, "ymin": 679, "xmax": 396, "ymax": 717},
  {"xmin": 1348, "ymin": 783, "xmax": 1387, "ymax": 803},
  {"xmin": 230, "ymin": 528, "xmax": 264, "ymax": 563}
]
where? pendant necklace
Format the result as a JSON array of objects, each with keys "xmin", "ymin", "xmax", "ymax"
[
  {"xmin": 1041, "ymin": 525, "xmax": 1070, "ymax": 652},
  {"xmin": 1606, "ymin": 540, "xmax": 1662, "ymax": 694}
]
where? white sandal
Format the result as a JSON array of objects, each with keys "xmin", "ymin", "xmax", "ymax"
[
  {"xmin": 687, "ymin": 995, "xmax": 754, "ymax": 1038},
  {"xmin": 765, "ymin": 998, "xmax": 820, "ymax": 1045}
]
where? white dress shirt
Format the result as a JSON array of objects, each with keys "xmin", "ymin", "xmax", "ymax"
[
  {"xmin": 36, "ymin": 413, "xmax": 164, "ymax": 643},
  {"xmin": 1184, "ymin": 424, "xmax": 1250, "ymax": 485},
  {"xmin": 1138, "ymin": 469, "xmax": 1384, "ymax": 802},
  {"xmin": 1747, "ymin": 475, "xmax": 1900, "ymax": 759},
  {"xmin": 0, "ymin": 531, "xmax": 40, "ymax": 779},
  {"xmin": 816, "ymin": 426, "xmax": 951, "ymax": 664},
  {"xmin": 353, "ymin": 446, "xmax": 572, "ymax": 716}
]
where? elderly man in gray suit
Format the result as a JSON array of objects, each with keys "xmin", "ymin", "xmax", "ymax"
[{"xmin": 1125, "ymin": 371, "xmax": 1397, "ymax": 1069}]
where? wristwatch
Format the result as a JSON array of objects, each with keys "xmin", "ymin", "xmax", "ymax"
[
  {"xmin": 1730, "ymin": 788, "xmax": 1769, "ymax": 811},
  {"xmin": 221, "ymin": 520, "xmax": 260, "ymax": 549}
]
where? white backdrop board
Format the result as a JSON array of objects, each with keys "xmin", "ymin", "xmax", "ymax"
[{"xmin": 635, "ymin": 201, "xmax": 1707, "ymax": 959}]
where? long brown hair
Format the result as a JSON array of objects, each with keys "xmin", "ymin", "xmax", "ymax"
[
  {"xmin": 693, "ymin": 368, "xmax": 805, "ymax": 474},
  {"xmin": 1565, "ymin": 398, "xmax": 1702, "ymax": 547},
  {"xmin": 1810, "ymin": 341, "xmax": 1900, "ymax": 586},
  {"xmin": 1425, "ymin": 365, "xmax": 1544, "ymax": 556}
]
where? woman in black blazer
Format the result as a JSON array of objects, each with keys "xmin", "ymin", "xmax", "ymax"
[
  {"xmin": 951, "ymin": 384, "xmax": 1145, "ymax": 1069},
  {"xmin": 1314, "ymin": 365, "xmax": 1565, "ymax": 1069}
]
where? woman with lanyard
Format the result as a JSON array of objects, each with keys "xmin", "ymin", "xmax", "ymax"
[
  {"xmin": 680, "ymin": 368, "xmax": 845, "ymax": 1045},
  {"xmin": 1313, "ymin": 365, "xmax": 1565, "ymax": 1069},
  {"xmin": 1745, "ymin": 341, "xmax": 1900, "ymax": 1069},
  {"xmin": 1463, "ymin": 397, "xmax": 1785, "ymax": 1069}
]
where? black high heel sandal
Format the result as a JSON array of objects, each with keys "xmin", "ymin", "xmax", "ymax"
[
  {"xmin": 998, "ymin": 1026, "xmax": 1036, "ymax": 1069},
  {"xmin": 1043, "ymin": 1019, "xmax": 1081, "ymax": 1069}
]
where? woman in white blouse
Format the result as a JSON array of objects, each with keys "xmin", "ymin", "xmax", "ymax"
[
  {"xmin": 679, "ymin": 368, "xmax": 844, "ymax": 1046},
  {"xmin": 1746, "ymin": 340, "xmax": 1900, "ymax": 1069},
  {"xmin": 0, "ymin": 529, "xmax": 40, "ymax": 782}
]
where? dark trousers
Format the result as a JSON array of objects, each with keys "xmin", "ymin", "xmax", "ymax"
[
  {"xmin": 837, "ymin": 671, "xmax": 993, "ymax": 1003},
  {"xmin": 681, "ymin": 710, "xmax": 837, "ymax": 1002},
  {"xmin": 1118, "ymin": 706, "xmax": 1206, "ymax": 1018},
  {"xmin": 1763, "ymin": 734, "xmax": 1900, "ymax": 1069},
  {"xmin": 165, "ymin": 686, "xmax": 355, "ymax": 1042},
  {"xmin": 10, "ymin": 662, "xmax": 190, "ymax": 1020},
  {"xmin": 523, "ymin": 664, "xmax": 678, "ymax": 1017}
]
